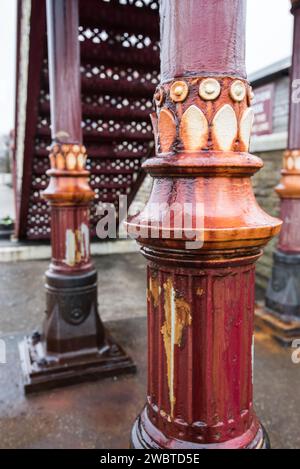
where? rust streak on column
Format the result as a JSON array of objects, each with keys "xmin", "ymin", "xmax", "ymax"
[
  {"xmin": 18, "ymin": 0, "xmax": 135, "ymax": 393},
  {"xmin": 127, "ymin": 0, "xmax": 281, "ymax": 449}
]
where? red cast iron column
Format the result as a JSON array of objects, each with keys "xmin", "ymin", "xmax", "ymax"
[
  {"xmin": 257, "ymin": 0, "xmax": 300, "ymax": 345},
  {"xmin": 19, "ymin": 0, "xmax": 135, "ymax": 392},
  {"xmin": 127, "ymin": 0, "xmax": 281, "ymax": 449}
]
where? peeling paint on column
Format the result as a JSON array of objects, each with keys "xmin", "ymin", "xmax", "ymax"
[
  {"xmin": 161, "ymin": 277, "xmax": 191, "ymax": 418},
  {"xmin": 80, "ymin": 223, "xmax": 90, "ymax": 259},
  {"xmin": 64, "ymin": 224, "xmax": 89, "ymax": 266},
  {"xmin": 75, "ymin": 229, "xmax": 82, "ymax": 263},
  {"xmin": 64, "ymin": 229, "xmax": 76, "ymax": 266},
  {"xmin": 196, "ymin": 287, "xmax": 204, "ymax": 297},
  {"xmin": 251, "ymin": 334, "xmax": 254, "ymax": 385},
  {"xmin": 148, "ymin": 273, "xmax": 161, "ymax": 308}
]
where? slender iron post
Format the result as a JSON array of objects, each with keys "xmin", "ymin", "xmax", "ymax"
[
  {"xmin": 257, "ymin": 0, "xmax": 300, "ymax": 345},
  {"xmin": 127, "ymin": 0, "xmax": 281, "ymax": 448},
  {"xmin": 19, "ymin": 0, "xmax": 135, "ymax": 392}
]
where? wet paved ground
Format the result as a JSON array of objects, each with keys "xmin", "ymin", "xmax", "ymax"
[
  {"xmin": 0, "ymin": 319, "xmax": 146, "ymax": 449},
  {"xmin": 0, "ymin": 253, "xmax": 299, "ymax": 449}
]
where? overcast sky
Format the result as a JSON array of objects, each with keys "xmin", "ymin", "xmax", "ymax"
[{"xmin": 0, "ymin": 0, "xmax": 294, "ymax": 134}]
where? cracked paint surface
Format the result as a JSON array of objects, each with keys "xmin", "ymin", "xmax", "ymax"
[
  {"xmin": 64, "ymin": 223, "xmax": 90, "ymax": 266},
  {"xmin": 161, "ymin": 277, "xmax": 191, "ymax": 418},
  {"xmin": 64, "ymin": 229, "xmax": 76, "ymax": 266}
]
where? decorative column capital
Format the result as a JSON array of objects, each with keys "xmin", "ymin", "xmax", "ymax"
[
  {"xmin": 276, "ymin": 150, "xmax": 300, "ymax": 199},
  {"xmin": 130, "ymin": 74, "xmax": 281, "ymax": 252},
  {"xmin": 42, "ymin": 142, "xmax": 94, "ymax": 205},
  {"xmin": 153, "ymin": 76, "xmax": 254, "ymax": 155},
  {"xmin": 48, "ymin": 143, "xmax": 88, "ymax": 172}
]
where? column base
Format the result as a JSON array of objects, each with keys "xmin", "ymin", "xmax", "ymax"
[
  {"xmin": 258, "ymin": 250, "xmax": 300, "ymax": 346},
  {"xmin": 18, "ymin": 269, "xmax": 136, "ymax": 393},
  {"xmin": 255, "ymin": 303, "xmax": 300, "ymax": 347},
  {"xmin": 19, "ymin": 333, "xmax": 136, "ymax": 394},
  {"xmin": 130, "ymin": 408, "xmax": 270, "ymax": 449},
  {"xmin": 265, "ymin": 250, "xmax": 300, "ymax": 319}
]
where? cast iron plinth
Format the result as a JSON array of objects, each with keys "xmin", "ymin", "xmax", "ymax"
[
  {"xmin": 256, "ymin": 250, "xmax": 300, "ymax": 346},
  {"xmin": 266, "ymin": 250, "xmax": 300, "ymax": 318},
  {"xmin": 19, "ymin": 269, "xmax": 136, "ymax": 393}
]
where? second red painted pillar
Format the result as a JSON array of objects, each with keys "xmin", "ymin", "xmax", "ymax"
[{"xmin": 259, "ymin": 0, "xmax": 300, "ymax": 345}]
